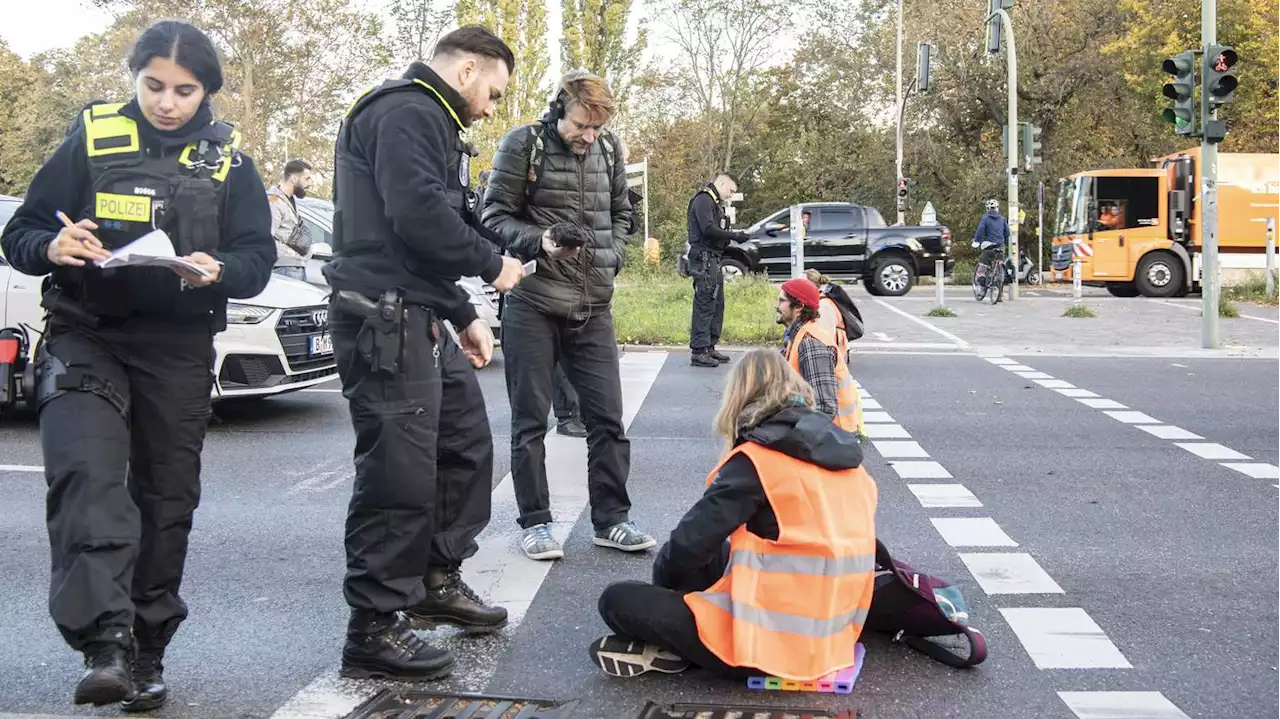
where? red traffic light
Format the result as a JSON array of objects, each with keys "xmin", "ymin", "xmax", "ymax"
[{"xmin": 1212, "ymin": 48, "xmax": 1237, "ymax": 72}]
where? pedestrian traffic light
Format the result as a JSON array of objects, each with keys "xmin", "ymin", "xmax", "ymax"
[
  {"xmin": 1203, "ymin": 44, "xmax": 1238, "ymax": 106},
  {"xmin": 1161, "ymin": 50, "xmax": 1197, "ymax": 136},
  {"xmin": 1021, "ymin": 123, "xmax": 1043, "ymax": 171},
  {"xmin": 1201, "ymin": 44, "xmax": 1237, "ymax": 144}
]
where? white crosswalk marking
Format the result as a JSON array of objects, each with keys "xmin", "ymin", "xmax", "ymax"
[
  {"xmin": 1058, "ymin": 691, "xmax": 1190, "ymax": 718},
  {"xmin": 889, "ymin": 460, "xmax": 953, "ymax": 480},
  {"xmin": 930, "ymin": 518, "xmax": 1018, "ymax": 547},
  {"xmin": 1103, "ymin": 411, "xmax": 1160, "ymax": 424},
  {"xmin": 1175, "ymin": 442, "xmax": 1251, "ymax": 461},
  {"xmin": 872, "ymin": 440, "xmax": 929, "ymax": 458},
  {"xmin": 1137, "ymin": 425, "xmax": 1203, "ymax": 440},
  {"xmin": 863, "ymin": 423, "xmax": 910, "ymax": 439},
  {"xmin": 1056, "ymin": 388, "xmax": 1100, "ymax": 398},
  {"xmin": 1034, "ymin": 379, "xmax": 1075, "ymax": 389},
  {"xmin": 1078, "ymin": 398, "xmax": 1128, "ymax": 409},
  {"xmin": 959, "ymin": 553, "xmax": 1064, "ymax": 594},
  {"xmin": 1000, "ymin": 607, "xmax": 1132, "ymax": 669},
  {"xmin": 861, "ymin": 411, "xmax": 895, "ymax": 423},
  {"xmin": 908, "ymin": 484, "xmax": 982, "ymax": 508},
  {"xmin": 1220, "ymin": 462, "xmax": 1280, "ymax": 480}
]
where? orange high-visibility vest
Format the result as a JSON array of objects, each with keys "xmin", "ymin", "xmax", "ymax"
[
  {"xmin": 683, "ymin": 442, "xmax": 878, "ymax": 680},
  {"xmin": 818, "ymin": 295, "xmax": 849, "ymax": 360},
  {"xmin": 785, "ymin": 321, "xmax": 861, "ymax": 434}
]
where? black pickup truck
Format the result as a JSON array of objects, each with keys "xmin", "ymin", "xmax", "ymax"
[{"xmin": 719, "ymin": 202, "xmax": 954, "ymax": 296}]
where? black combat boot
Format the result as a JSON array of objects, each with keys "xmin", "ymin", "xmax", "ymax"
[
  {"xmin": 119, "ymin": 650, "xmax": 166, "ymax": 713},
  {"xmin": 690, "ymin": 351, "xmax": 719, "ymax": 368},
  {"xmin": 406, "ymin": 567, "xmax": 508, "ymax": 633},
  {"xmin": 707, "ymin": 347, "xmax": 730, "ymax": 364},
  {"xmin": 341, "ymin": 610, "xmax": 455, "ymax": 681},
  {"xmin": 74, "ymin": 642, "xmax": 136, "ymax": 706}
]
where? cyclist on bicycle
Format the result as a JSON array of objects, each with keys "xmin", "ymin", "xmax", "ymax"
[{"xmin": 972, "ymin": 199, "xmax": 1009, "ymax": 286}]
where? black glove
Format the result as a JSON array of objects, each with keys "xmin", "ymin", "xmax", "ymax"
[{"xmin": 734, "ymin": 231, "xmax": 751, "ymax": 242}]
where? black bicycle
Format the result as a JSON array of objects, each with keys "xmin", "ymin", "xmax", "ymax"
[{"xmin": 972, "ymin": 249, "xmax": 1005, "ymax": 304}]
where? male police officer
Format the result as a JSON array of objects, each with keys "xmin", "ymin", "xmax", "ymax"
[
  {"xmin": 322, "ymin": 25, "xmax": 525, "ymax": 681},
  {"xmin": 687, "ymin": 172, "xmax": 750, "ymax": 367}
]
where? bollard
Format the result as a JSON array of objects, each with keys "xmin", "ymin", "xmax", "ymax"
[
  {"xmin": 1267, "ymin": 218, "xmax": 1276, "ymax": 296},
  {"xmin": 935, "ymin": 260, "xmax": 944, "ymax": 308},
  {"xmin": 1072, "ymin": 259, "xmax": 1082, "ymax": 307}
]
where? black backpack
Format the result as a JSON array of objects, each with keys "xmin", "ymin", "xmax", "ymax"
[{"xmin": 820, "ymin": 283, "xmax": 865, "ymax": 342}]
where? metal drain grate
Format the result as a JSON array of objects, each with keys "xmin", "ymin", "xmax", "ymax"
[
  {"xmin": 344, "ymin": 689, "xmax": 580, "ymax": 719},
  {"xmin": 635, "ymin": 701, "xmax": 858, "ymax": 719}
]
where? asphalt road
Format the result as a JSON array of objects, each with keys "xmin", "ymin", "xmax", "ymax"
[{"xmin": 0, "ymin": 348, "xmax": 1275, "ymax": 719}]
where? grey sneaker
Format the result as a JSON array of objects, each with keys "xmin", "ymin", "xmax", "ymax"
[
  {"xmin": 589, "ymin": 635, "xmax": 690, "ymax": 677},
  {"xmin": 520, "ymin": 524, "xmax": 564, "ymax": 561},
  {"xmin": 593, "ymin": 521, "xmax": 657, "ymax": 552}
]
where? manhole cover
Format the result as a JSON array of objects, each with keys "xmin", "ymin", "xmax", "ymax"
[
  {"xmin": 344, "ymin": 689, "xmax": 580, "ymax": 718},
  {"xmin": 635, "ymin": 701, "xmax": 858, "ymax": 719}
]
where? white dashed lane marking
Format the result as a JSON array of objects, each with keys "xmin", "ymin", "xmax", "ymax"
[
  {"xmin": 959, "ymin": 553, "xmax": 1065, "ymax": 594},
  {"xmin": 908, "ymin": 484, "xmax": 982, "ymax": 508},
  {"xmin": 1058, "ymin": 691, "xmax": 1191, "ymax": 719},
  {"xmin": 999, "ymin": 608, "xmax": 1133, "ymax": 669}
]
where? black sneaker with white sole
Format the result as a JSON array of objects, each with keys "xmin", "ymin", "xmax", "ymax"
[
  {"xmin": 593, "ymin": 521, "xmax": 656, "ymax": 552},
  {"xmin": 589, "ymin": 635, "xmax": 690, "ymax": 677}
]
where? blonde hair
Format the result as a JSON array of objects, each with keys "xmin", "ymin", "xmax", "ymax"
[
  {"xmin": 713, "ymin": 349, "xmax": 815, "ymax": 445},
  {"xmin": 805, "ymin": 268, "xmax": 831, "ymax": 286},
  {"xmin": 561, "ymin": 70, "xmax": 616, "ymax": 125}
]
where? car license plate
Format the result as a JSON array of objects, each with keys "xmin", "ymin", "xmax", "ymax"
[{"xmin": 309, "ymin": 333, "xmax": 333, "ymax": 356}]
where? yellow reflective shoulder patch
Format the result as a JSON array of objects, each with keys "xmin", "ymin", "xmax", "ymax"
[{"xmin": 95, "ymin": 193, "xmax": 151, "ymax": 223}]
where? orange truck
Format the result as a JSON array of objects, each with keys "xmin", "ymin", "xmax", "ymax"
[{"xmin": 1050, "ymin": 148, "xmax": 1279, "ymax": 297}]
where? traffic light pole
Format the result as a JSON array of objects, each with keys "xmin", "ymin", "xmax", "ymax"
[
  {"xmin": 1200, "ymin": 0, "xmax": 1220, "ymax": 348},
  {"xmin": 990, "ymin": 7, "xmax": 1019, "ymax": 301}
]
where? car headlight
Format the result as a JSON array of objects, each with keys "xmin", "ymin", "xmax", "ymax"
[{"xmin": 227, "ymin": 303, "xmax": 273, "ymax": 324}]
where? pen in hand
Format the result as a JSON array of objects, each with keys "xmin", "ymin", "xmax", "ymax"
[{"xmin": 47, "ymin": 210, "xmax": 109, "ymax": 267}]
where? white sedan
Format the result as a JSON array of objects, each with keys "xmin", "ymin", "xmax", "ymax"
[{"xmin": 0, "ymin": 195, "xmax": 339, "ymax": 407}]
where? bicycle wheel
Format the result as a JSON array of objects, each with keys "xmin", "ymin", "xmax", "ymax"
[
  {"xmin": 972, "ymin": 264, "xmax": 987, "ymax": 301},
  {"xmin": 989, "ymin": 257, "xmax": 1005, "ymax": 304}
]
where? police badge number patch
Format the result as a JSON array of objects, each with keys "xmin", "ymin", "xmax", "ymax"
[{"xmin": 458, "ymin": 152, "xmax": 470, "ymax": 188}]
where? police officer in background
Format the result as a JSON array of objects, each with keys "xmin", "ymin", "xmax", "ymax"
[
  {"xmin": 687, "ymin": 172, "xmax": 750, "ymax": 368},
  {"xmin": 321, "ymin": 24, "xmax": 524, "ymax": 681},
  {"xmin": 0, "ymin": 20, "xmax": 274, "ymax": 710}
]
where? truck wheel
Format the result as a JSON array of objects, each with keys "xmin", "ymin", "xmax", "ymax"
[
  {"xmin": 863, "ymin": 276, "xmax": 882, "ymax": 296},
  {"xmin": 1106, "ymin": 282, "xmax": 1140, "ymax": 298},
  {"xmin": 1135, "ymin": 252, "xmax": 1184, "ymax": 298},
  {"xmin": 872, "ymin": 256, "xmax": 914, "ymax": 296}
]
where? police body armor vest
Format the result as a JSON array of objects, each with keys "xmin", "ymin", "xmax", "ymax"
[
  {"xmin": 80, "ymin": 102, "xmax": 241, "ymax": 254},
  {"xmin": 332, "ymin": 78, "xmax": 475, "ymax": 261}
]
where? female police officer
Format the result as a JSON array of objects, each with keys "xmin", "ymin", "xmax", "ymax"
[{"xmin": 0, "ymin": 20, "xmax": 274, "ymax": 711}]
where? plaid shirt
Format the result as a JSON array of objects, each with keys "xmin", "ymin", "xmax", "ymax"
[{"xmin": 782, "ymin": 320, "xmax": 839, "ymax": 419}]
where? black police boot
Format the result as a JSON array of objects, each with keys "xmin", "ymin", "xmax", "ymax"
[
  {"xmin": 690, "ymin": 351, "xmax": 719, "ymax": 368},
  {"xmin": 340, "ymin": 610, "xmax": 455, "ymax": 681},
  {"xmin": 74, "ymin": 642, "xmax": 136, "ymax": 706},
  {"xmin": 707, "ymin": 347, "xmax": 730, "ymax": 364},
  {"xmin": 406, "ymin": 567, "xmax": 508, "ymax": 634},
  {"xmin": 120, "ymin": 650, "xmax": 166, "ymax": 713},
  {"xmin": 556, "ymin": 415, "xmax": 588, "ymax": 438}
]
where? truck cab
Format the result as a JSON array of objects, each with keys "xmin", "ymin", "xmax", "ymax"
[{"xmin": 1052, "ymin": 148, "xmax": 1279, "ymax": 297}]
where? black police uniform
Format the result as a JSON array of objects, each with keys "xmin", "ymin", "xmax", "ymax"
[
  {"xmin": 322, "ymin": 62, "xmax": 508, "ymax": 680},
  {"xmin": 686, "ymin": 184, "xmax": 746, "ymax": 363},
  {"xmin": 0, "ymin": 99, "xmax": 274, "ymax": 708}
]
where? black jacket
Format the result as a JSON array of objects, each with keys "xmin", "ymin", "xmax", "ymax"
[
  {"xmin": 653, "ymin": 406, "xmax": 865, "ymax": 589},
  {"xmin": 482, "ymin": 119, "xmax": 629, "ymax": 319},
  {"xmin": 321, "ymin": 63, "xmax": 503, "ymax": 328},
  {"xmin": 1, "ymin": 100, "xmax": 274, "ymax": 328},
  {"xmin": 687, "ymin": 184, "xmax": 745, "ymax": 253}
]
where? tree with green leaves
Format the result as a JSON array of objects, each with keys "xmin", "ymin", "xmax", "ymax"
[
  {"xmin": 455, "ymin": 0, "xmax": 549, "ymax": 173},
  {"xmin": 560, "ymin": 0, "xmax": 646, "ymax": 110}
]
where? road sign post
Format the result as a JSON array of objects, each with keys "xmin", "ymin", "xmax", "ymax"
[
  {"xmin": 935, "ymin": 260, "xmax": 945, "ymax": 308},
  {"xmin": 1073, "ymin": 259, "xmax": 1082, "ymax": 307},
  {"xmin": 790, "ymin": 204, "xmax": 804, "ymax": 279},
  {"xmin": 1267, "ymin": 218, "xmax": 1276, "ymax": 297},
  {"xmin": 1037, "ymin": 181, "xmax": 1044, "ymax": 280}
]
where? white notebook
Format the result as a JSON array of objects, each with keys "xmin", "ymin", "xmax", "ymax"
[{"xmin": 95, "ymin": 229, "xmax": 210, "ymax": 278}]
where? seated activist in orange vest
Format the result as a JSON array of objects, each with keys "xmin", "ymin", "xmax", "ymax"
[
  {"xmin": 776, "ymin": 278, "xmax": 859, "ymax": 434},
  {"xmin": 589, "ymin": 349, "xmax": 877, "ymax": 679},
  {"xmin": 804, "ymin": 269, "xmax": 863, "ymax": 433}
]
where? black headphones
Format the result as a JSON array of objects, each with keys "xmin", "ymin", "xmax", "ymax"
[{"xmin": 547, "ymin": 68, "xmax": 599, "ymax": 121}]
